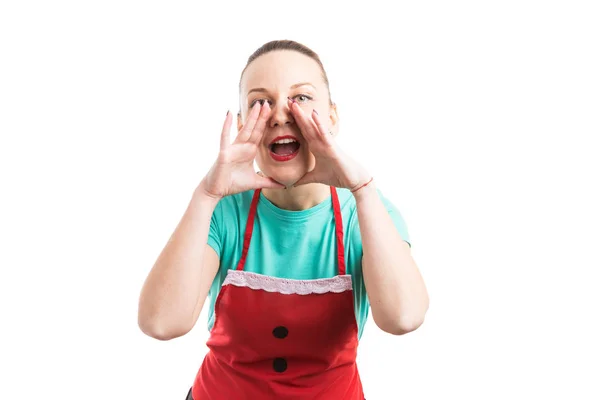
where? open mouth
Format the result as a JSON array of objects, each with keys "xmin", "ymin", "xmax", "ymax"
[{"xmin": 269, "ymin": 137, "xmax": 300, "ymax": 162}]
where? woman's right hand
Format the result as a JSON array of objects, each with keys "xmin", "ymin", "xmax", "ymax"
[{"xmin": 199, "ymin": 101, "xmax": 284, "ymax": 200}]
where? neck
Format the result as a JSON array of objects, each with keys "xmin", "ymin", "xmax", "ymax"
[{"xmin": 262, "ymin": 183, "xmax": 331, "ymax": 211}]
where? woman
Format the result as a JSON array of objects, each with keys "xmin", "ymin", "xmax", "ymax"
[{"xmin": 138, "ymin": 40, "xmax": 429, "ymax": 399}]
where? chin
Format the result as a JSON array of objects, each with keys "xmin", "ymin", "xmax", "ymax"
[
  {"xmin": 266, "ymin": 172, "xmax": 303, "ymax": 188},
  {"xmin": 257, "ymin": 151, "xmax": 315, "ymax": 188},
  {"xmin": 256, "ymin": 165, "xmax": 306, "ymax": 188}
]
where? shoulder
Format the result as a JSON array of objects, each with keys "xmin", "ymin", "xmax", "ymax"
[
  {"xmin": 336, "ymin": 186, "xmax": 397, "ymax": 207},
  {"xmin": 212, "ymin": 190, "xmax": 256, "ymax": 220},
  {"xmin": 340, "ymin": 186, "xmax": 411, "ymax": 246},
  {"xmin": 208, "ymin": 190, "xmax": 256, "ymax": 245},
  {"xmin": 335, "ymin": 187, "xmax": 357, "ymax": 214},
  {"xmin": 335, "ymin": 186, "xmax": 399, "ymax": 217},
  {"xmin": 218, "ymin": 189, "xmax": 255, "ymax": 209}
]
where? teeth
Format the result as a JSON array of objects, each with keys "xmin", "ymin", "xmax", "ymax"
[{"xmin": 272, "ymin": 138, "xmax": 297, "ymax": 144}]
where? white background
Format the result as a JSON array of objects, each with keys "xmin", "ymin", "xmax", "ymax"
[{"xmin": 1, "ymin": 0, "xmax": 599, "ymax": 399}]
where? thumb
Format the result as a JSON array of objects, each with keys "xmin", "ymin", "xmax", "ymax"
[
  {"xmin": 258, "ymin": 176, "xmax": 286, "ymax": 189},
  {"xmin": 255, "ymin": 171, "xmax": 285, "ymax": 189},
  {"xmin": 293, "ymin": 170, "xmax": 320, "ymax": 187}
]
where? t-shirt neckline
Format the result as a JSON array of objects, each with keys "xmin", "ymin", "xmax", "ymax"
[{"xmin": 258, "ymin": 190, "xmax": 333, "ymax": 221}]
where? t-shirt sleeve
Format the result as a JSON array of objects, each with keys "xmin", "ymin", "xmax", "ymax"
[
  {"xmin": 378, "ymin": 190, "xmax": 412, "ymax": 248},
  {"xmin": 207, "ymin": 200, "xmax": 223, "ymax": 257}
]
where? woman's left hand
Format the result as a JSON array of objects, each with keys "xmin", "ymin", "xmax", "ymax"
[{"xmin": 289, "ymin": 98, "xmax": 372, "ymax": 191}]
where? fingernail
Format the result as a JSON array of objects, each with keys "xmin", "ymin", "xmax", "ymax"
[
  {"xmin": 226, "ymin": 110, "xmax": 229, "ymax": 116},
  {"xmin": 313, "ymin": 109, "xmax": 318, "ymax": 115}
]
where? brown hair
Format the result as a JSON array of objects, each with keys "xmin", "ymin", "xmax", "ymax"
[{"xmin": 238, "ymin": 40, "xmax": 333, "ymax": 107}]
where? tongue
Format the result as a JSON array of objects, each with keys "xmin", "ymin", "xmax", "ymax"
[{"xmin": 272, "ymin": 142, "xmax": 300, "ymax": 155}]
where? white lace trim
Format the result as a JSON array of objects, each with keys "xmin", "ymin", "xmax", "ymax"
[{"xmin": 223, "ymin": 270, "xmax": 353, "ymax": 295}]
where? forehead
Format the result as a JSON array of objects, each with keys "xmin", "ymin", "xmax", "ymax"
[{"xmin": 241, "ymin": 50, "xmax": 324, "ymax": 95}]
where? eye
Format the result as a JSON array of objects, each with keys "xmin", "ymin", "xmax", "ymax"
[
  {"xmin": 294, "ymin": 94, "xmax": 313, "ymax": 103},
  {"xmin": 250, "ymin": 98, "xmax": 273, "ymax": 108},
  {"xmin": 249, "ymin": 94, "xmax": 313, "ymax": 108}
]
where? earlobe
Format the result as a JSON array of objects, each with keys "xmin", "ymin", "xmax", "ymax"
[
  {"xmin": 329, "ymin": 103, "xmax": 339, "ymax": 125},
  {"xmin": 237, "ymin": 112, "xmax": 243, "ymax": 132},
  {"xmin": 329, "ymin": 103, "xmax": 340, "ymax": 135}
]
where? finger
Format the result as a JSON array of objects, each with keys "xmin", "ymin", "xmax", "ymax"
[
  {"xmin": 220, "ymin": 110, "xmax": 233, "ymax": 150},
  {"xmin": 288, "ymin": 99, "xmax": 318, "ymax": 141},
  {"xmin": 254, "ymin": 176, "xmax": 286, "ymax": 190},
  {"xmin": 236, "ymin": 102, "xmax": 262, "ymax": 143},
  {"xmin": 311, "ymin": 110, "xmax": 333, "ymax": 141},
  {"xmin": 294, "ymin": 170, "xmax": 321, "ymax": 187},
  {"xmin": 249, "ymin": 102, "xmax": 271, "ymax": 144}
]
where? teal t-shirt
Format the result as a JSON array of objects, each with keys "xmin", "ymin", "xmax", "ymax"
[{"xmin": 206, "ymin": 187, "xmax": 411, "ymax": 339}]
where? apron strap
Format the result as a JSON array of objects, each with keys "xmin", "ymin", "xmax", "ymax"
[
  {"xmin": 235, "ymin": 188, "xmax": 262, "ymax": 271},
  {"xmin": 330, "ymin": 186, "xmax": 347, "ymax": 276},
  {"xmin": 236, "ymin": 187, "xmax": 347, "ymax": 275}
]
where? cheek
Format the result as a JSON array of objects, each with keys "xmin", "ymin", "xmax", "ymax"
[
  {"xmin": 254, "ymin": 150, "xmax": 266, "ymax": 168},
  {"xmin": 305, "ymin": 150, "xmax": 316, "ymax": 165}
]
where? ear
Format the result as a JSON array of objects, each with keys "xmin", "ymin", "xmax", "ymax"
[
  {"xmin": 329, "ymin": 103, "xmax": 340, "ymax": 136},
  {"xmin": 237, "ymin": 111, "xmax": 243, "ymax": 132}
]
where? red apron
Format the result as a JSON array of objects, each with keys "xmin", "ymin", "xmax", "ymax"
[{"xmin": 191, "ymin": 186, "xmax": 365, "ymax": 399}]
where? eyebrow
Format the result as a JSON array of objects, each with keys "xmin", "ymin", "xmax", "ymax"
[{"xmin": 247, "ymin": 82, "xmax": 316, "ymax": 96}]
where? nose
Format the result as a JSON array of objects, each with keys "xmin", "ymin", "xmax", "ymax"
[{"xmin": 268, "ymin": 97, "xmax": 295, "ymax": 129}]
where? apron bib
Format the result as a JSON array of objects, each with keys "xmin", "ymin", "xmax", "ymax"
[{"xmin": 190, "ymin": 186, "xmax": 364, "ymax": 399}]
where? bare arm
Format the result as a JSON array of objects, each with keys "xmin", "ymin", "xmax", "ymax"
[
  {"xmin": 137, "ymin": 184, "xmax": 220, "ymax": 340},
  {"xmin": 137, "ymin": 102, "xmax": 283, "ymax": 341},
  {"xmin": 355, "ymin": 183, "xmax": 429, "ymax": 335}
]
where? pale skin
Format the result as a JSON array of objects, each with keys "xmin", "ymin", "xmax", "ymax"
[{"xmin": 138, "ymin": 50, "xmax": 428, "ymax": 340}]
